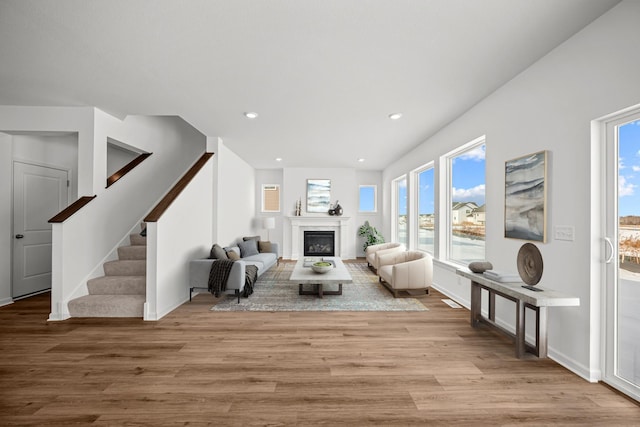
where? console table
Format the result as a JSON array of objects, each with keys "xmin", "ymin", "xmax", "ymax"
[{"xmin": 456, "ymin": 268, "xmax": 580, "ymax": 358}]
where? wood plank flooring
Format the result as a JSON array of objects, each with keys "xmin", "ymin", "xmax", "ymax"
[{"xmin": 1, "ymin": 266, "xmax": 639, "ymax": 425}]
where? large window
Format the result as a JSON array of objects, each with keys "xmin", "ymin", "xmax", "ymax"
[
  {"xmin": 416, "ymin": 165, "xmax": 435, "ymax": 254},
  {"xmin": 446, "ymin": 137, "xmax": 485, "ymax": 263},
  {"xmin": 394, "ymin": 176, "xmax": 408, "ymax": 246},
  {"xmin": 359, "ymin": 185, "xmax": 377, "ymax": 212}
]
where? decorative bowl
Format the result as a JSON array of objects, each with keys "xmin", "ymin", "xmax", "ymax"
[{"xmin": 311, "ymin": 261, "xmax": 332, "ymax": 274}]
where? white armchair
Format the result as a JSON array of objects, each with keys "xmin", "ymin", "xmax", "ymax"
[
  {"xmin": 377, "ymin": 250, "xmax": 433, "ymax": 298},
  {"xmin": 365, "ymin": 242, "xmax": 405, "ymax": 270}
]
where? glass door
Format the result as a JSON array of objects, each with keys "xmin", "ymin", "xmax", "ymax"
[{"xmin": 605, "ymin": 112, "xmax": 640, "ymax": 402}]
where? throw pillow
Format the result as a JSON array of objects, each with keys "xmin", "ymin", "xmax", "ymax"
[
  {"xmin": 238, "ymin": 239, "xmax": 259, "ymax": 258},
  {"xmin": 224, "ymin": 246, "xmax": 241, "ymax": 257},
  {"xmin": 226, "ymin": 250, "xmax": 240, "ymax": 261},
  {"xmin": 243, "ymin": 235, "xmax": 260, "ymax": 242},
  {"xmin": 258, "ymin": 240, "xmax": 272, "ymax": 253},
  {"xmin": 209, "ymin": 243, "xmax": 228, "ymax": 260}
]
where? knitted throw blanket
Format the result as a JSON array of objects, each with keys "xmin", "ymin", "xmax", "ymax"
[
  {"xmin": 208, "ymin": 259, "xmax": 235, "ymax": 297},
  {"xmin": 242, "ymin": 265, "xmax": 258, "ymax": 297}
]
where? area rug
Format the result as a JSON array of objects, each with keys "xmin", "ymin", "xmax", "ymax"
[{"xmin": 211, "ymin": 261, "xmax": 428, "ymax": 312}]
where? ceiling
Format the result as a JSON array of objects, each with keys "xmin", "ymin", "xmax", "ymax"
[{"xmin": 0, "ymin": 0, "xmax": 620, "ymax": 170}]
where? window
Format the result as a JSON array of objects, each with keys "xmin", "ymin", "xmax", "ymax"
[
  {"xmin": 261, "ymin": 184, "xmax": 280, "ymax": 212},
  {"xmin": 393, "ymin": 176, "xmax": 407, "ymax": 246},
  {"xmin": 446, "ymin": 137, "xmax": 485, "ymax": 263},
  {"xmin": 358, "ymin": 185, "xmax": 377, "ymax": 212},
  {"xmin": 416, "ymin": 164, "xmax": 435, "ymax": 254}
]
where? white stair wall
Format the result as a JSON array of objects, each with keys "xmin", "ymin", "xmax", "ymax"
[{"xmin": 68, "ymin": 228, "xmax": 146, "ymax": 318}]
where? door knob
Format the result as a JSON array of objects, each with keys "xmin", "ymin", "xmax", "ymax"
[{"xmin": 15, "ymin": 234, "xmax": 24, "ymax": 239}]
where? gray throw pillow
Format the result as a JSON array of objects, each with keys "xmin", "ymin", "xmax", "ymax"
[
  {"xmin": 238, "ymin": 239, "xmax": 259, "ymax": 258},
  {"xmin": 209, "ymin": 243, "xmax": 228, "ymax": 260}
]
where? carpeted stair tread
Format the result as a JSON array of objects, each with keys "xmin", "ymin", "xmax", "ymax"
[
  {"xmin": 68, "ymin": 226, "xmax": 147, "ymax": 319},
  {"xmin": 68, "ymin": 295, "xmax": 145, "ymax": 317},
  {"xmin": 104, "ymin": 259, "xmax": 146, "ymax": 276},
  {"xmin": 87, "ymin": 276, "xmax": 145, "ymax": 295},
  {"xmin": 117, "ymin": 245, "xmax": 146, "ymax": 260},
  {"xmin": 129, "ymin": 233, "xmax": 146, "ymax": 246}
]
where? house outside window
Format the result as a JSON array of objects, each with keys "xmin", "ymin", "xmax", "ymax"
[{"xmin": 445, "ymin": 137, "xmax": 485, "ymax": 263}]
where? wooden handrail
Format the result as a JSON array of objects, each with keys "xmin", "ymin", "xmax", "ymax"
[
  {"xmin": 144, "ymin": 152, "xmax": 215, "ymax": 223},
  {"xmin": 106, "ymin": 152, "xmax": 152, "ymax": 188},
  {"xmin": 48, "ymin": 195, "xmax": 97, "ymax": 223}
]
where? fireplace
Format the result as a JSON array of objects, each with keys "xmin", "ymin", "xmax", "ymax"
[
  {"xmin": 304, "ymin": 231, "xmax": 335, "ymax": 257},
  {"xmin": 288, "ymin": 216, "xmax": 353, "ymax": 259}
]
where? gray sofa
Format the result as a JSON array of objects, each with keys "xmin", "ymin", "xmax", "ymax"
[{"xmin": 189, "ymin": 242, "xmax": 279, "ymax": 301}]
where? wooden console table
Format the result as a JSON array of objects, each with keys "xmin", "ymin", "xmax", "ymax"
[{"xmin": 456, "ymin": 268, "xmax": 579, "ymax": 358}]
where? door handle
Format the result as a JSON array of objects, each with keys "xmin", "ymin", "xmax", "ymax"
[
  {"xmin": 604, "ymin": 237, "xmax": 614, "ymax": 264},
  {"xmin": 15, "ymin": 234, "xmax": 24, "ymax": 239}
]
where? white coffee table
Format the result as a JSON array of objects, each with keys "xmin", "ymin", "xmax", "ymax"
[{"xmin": 290, "ymin": 257, "xmax": 353, "ymax": 298}]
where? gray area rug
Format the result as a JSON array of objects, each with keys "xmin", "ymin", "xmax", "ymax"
[{"xmin": 211, "ymin": 261, "xmax": 428, "ymax": 312}]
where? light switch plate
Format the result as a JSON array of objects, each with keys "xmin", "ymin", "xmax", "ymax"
[{"xmin": 554, "ymin": 225, "xmax": 575, "ymax": 241}]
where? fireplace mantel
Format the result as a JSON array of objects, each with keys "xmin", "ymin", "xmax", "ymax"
[{"xmin": 287, "ymin": 216, "xmax": 353, "ymax": 260}]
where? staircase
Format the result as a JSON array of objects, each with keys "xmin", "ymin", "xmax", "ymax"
[{"xmin": 68, "ymin": 227, "xmax": 146, "ymax": 317}]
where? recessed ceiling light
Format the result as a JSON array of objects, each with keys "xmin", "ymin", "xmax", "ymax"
[
  {"xmin": 388, "ymin": 113, "xmax": 402, "ymax": 120},
  {"xmin": 357, "ymin": 158, "xmax": 365, "ymax": 162},
  {"xmin": 275, "ymin": 157, "xmax": 282, "ymax": 162},
  {"xmin": 244, "ymin": 112, "xmax": 258, "ymax": 119}
]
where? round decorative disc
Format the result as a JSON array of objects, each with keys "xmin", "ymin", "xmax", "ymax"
[{"xmin": 517, "ymin": 243, "xmax": 543, "ymax": 285}]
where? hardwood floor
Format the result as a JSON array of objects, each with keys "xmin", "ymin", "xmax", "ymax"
[{"xmin": 1, "ymin": 270, "xmax": 639, "ymax": 425}]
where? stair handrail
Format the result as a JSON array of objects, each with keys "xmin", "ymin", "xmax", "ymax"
[
  {"xmin": 48, "ymin": 195, "xmax": 97, "ymax": 223},
  {"xmin": 106, "ymin": 152, "xmax": 153, "ymax": 188},
  {"xmin": 144, "ymin": 152, "xmax": 214, "ymax": 223}
]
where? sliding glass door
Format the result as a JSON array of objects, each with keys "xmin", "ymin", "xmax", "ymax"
[{"xmin": 604, "ymin": 111, "xmax": 640, "ymax": 402}]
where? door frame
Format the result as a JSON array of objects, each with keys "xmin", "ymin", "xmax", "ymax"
[
  {"xmin": 11, "ymin": 159, "xmax": 71, "ymax": 300},
  {"xmin": 600, "ymin": 106, "xmax": 640, "ymax": 402}
]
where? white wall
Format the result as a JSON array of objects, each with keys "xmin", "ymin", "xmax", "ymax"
[
  {"xmin": 51, "ymin": 111, "xmax": 206, "ymax": 320},
  {"xmin": 281, "ymin": 167, "xmax": 357, "ymax": 259},
  {"xmin": 0, "ymin": 106, "xmax": 95, "ymax": 196},
  {"xmin": 255, "ymin": 169, "xmax": 284, "ymax": 254},
  {"xmin": 12, "ymin": 133, "xmax": 79, "ymax": 201},
  {"xmin": 254, "ymin": 168, "xmax": 382, "ymax": 259},
  {"xmin": 0, "ymin": 133, "xmax": 12, "ymax": 306},
  {"xmin": 355, "ymin": 170, "xmax": 383, "ymax": 257},
  {"xmin": 107, "ymin": 142, "xmax": 139, "ymax": 177},
  {"xmin": 0, "ymin": 107, "xmax": 94, "ymax": 306},
  {"xmin": 381, "ymin": 0, "xmax": 640, "ymax": 381},
  {"xmin": 214, "ymin": 140, "xmax": 257, "ymax": 246},
  {"xmin": 145, "ymin": 158, "xmax": 213, "ymax": 320}
]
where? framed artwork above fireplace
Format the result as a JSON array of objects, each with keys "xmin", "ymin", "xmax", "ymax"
[{"xmin": 307, "ymin": 179, "xmax": 331, "ymax": 213}]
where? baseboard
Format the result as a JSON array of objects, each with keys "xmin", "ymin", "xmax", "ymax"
[
  {"xmin": 48, "ymin": 309, "xmax": 71, "ymax": 321},
  {"xmin": 432, "ymin": 282, "xmax": 470, "ymax": 310},
  {"xmin": 548, "ymin": 347, "xmax": 600, "ymax": 382},
  {"xmin": 145, "ymin": 295, "xmax": 189, "ymax": 321},
  {"xmin": 0, "ymin": 297, "xmax": 14, "ymax": 307}
]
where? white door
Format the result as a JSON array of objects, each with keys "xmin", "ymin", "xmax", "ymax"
[
  {"xmin": 604, "ymin": 111, "xmax": 640, "ymax": 402},
  {"xmin": 12, "ymin": 162, "xmax": 68, "ymax": 298}
]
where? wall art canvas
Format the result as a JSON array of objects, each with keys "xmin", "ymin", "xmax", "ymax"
[
  {"xmin": 504, "ymin": 151, "xmax": 547, "ymax": 242},
  {"xmin": 307, "ymin": 179, "xmax": 331, "ymax": 213}
]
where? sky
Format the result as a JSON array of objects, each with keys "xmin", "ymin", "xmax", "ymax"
[
  {"xmin": 451, "ymin": 144, "xmax": 486, "ymax": 207},
  {"xmin": 618, "ymin": 119, "xmax": 640, "ymax": 217},
  {"xmin": 379, "ymin": 144, "xmax": 485, "ymax": 216}
]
